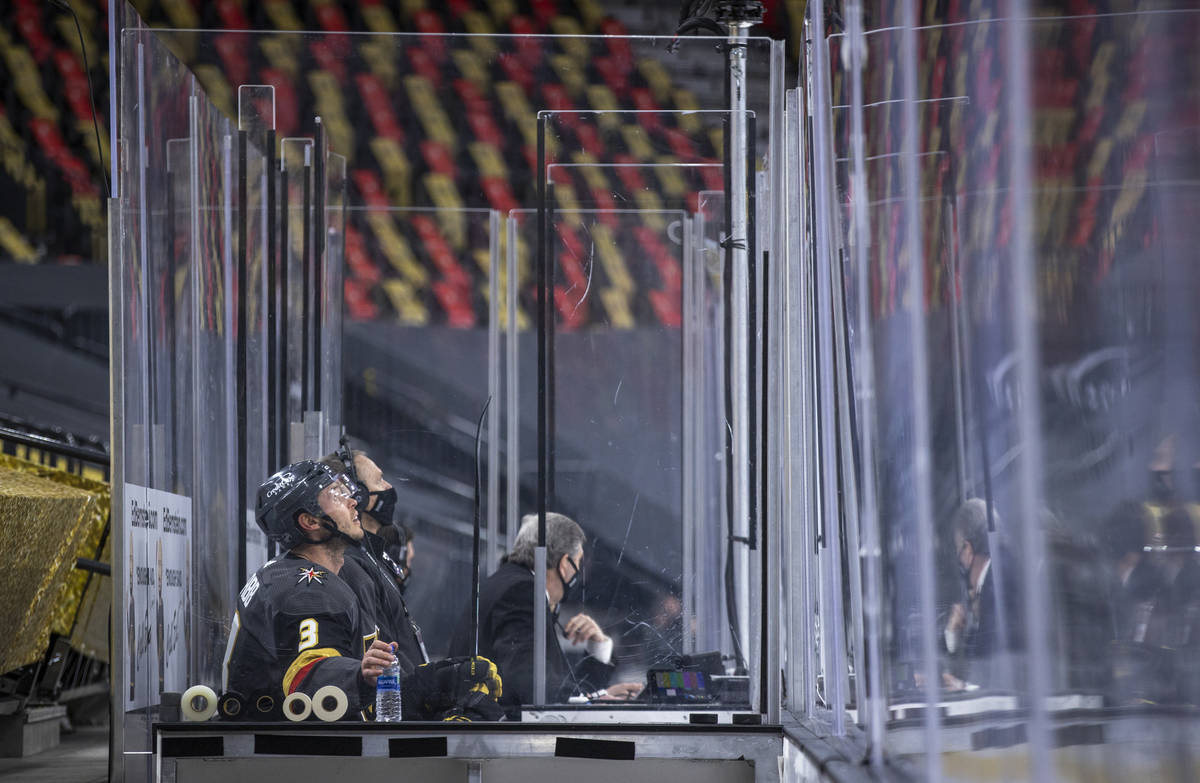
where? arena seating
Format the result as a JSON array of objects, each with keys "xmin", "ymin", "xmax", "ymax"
[
  {"xmin": 824, "ymin": 0, "xmax": 1200, "ymax": 323},
  {"xmin": 7, "ymin": 0, "xmax": 1170, "ymax": 335},
  {"xmin": 1, "ymin": 0, "xmax": 745, "ymax": 330}
]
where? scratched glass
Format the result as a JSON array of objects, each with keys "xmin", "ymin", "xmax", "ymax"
[
  {"xmin": 115, "ymin": 24, "xmax": 781, "ymax": 781},
  {"xmin": 825, "ymin": 3, "xmax": 1200, "ymax": 780}
]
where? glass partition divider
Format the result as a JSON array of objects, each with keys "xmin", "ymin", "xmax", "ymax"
[{"xmin": 114, "ymin": 27, "xmax": 782, "ymax": 777}]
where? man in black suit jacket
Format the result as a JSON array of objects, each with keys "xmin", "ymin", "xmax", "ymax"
[
  {"xmin": 945, "ymin": 499, "xmax": 1023, "ymax": 688},
  {"xmin": 448, "ymin": 512, "xmax": 643, "ymax": 707}
]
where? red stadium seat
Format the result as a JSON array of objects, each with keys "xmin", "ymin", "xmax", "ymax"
[
  {"xmin": 481, "ymin": 177, "xmax": 519, "ymax": 215},
  {"xmin": 215, "ymin": 34, "xmax": 252, "ymax": 87},
  {"xmin": 433, "ymin": 280, "xmax": 477, "ymax": 328},
  {"xmin": 554, "ymin": 222, "xmax": 588, "ymax": 290},
  {"xmin": 408, "ymin": 47, "xmax": 442, "ymax": 89},
  {"xmin": 351, "ymin": 169, "xmax": 390, "ymax": 210},
  {"xmin": 215, "ymin": 0, "xmax": 252, "ymax": 29},
  {"xmin": 413, "ymin": 10, "xmax": 449, "ymax": 62},
  {"xmin": 420, "ymin": 141, "xmax": 456, "ymax": 177},
  {"xmin": 344, "ymin": 278, "xmax": 380, "ymax": 321},
  {"xmin": 411, "ymin": 215, "xmax": 471, "ymax": 289},
  {"xmin": 53, "ymin": 50, "xmax": 95, "ymax": 124},
  {"xmin": 592, "ymin": 55, "xmax": 630, "ymax": 95},
  {"xmin": 509, "ymin": 16, "xmax": 544, "ymax": 71},
  {"xmin": 630, "ymin": 88, "xmax": 663, "ymax": 133},
  {"xmin": 498, "ymin": 52, "xmax": 534, "ymax": 93},
  {"xmin": 599, "ymin": 19, "xmax": 633, "ymax": 64},
  {"xmin": 310, "ymin": 39, "xmax": 348, "ymax": 84},
  {"xmin": 355, "ymin": 73, "xmax": 405, "ymax": 144},
  {"xmin": 29, "ymin": 118, "xmax": 96, "ymax": 196},
  {"xmin": 575, "ymin": 124, "xmax": 603, "ymax": 157},
  {"xmin": 313, "ymin": 1, "xmax": 351, "ymax": 33},
  {"xmin": 14, "ymin": 2, "xmax": 54, "ymax": 64},
  {"xmin": 261, "ymin": 67, "xmax": 300, "ymax": 137},
  {"xmin": 344, "ymin": 223, "xmax": 383, "ymax": 285}
]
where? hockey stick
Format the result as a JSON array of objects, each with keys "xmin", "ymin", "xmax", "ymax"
[{"xmin": 472, "ymin": 396, "xmax": 493, "ymax": 657}]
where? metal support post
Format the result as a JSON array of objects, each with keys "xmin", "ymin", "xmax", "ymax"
[
  {"xmin": 843, "ymin": 0, "xmax": 887, "ymax": 765},
  {"xmin": 725, "ymin": 16, "xmax": 753, "ymax": 674}
]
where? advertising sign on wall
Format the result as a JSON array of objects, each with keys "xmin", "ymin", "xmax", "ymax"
[{"xmin": 124, "ymin": 483, "xmax": 192, "ymax": 711}]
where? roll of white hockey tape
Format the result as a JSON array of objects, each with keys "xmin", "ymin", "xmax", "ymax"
[
  {"xmin": 311, "ymin": 685, "xmax": 348, "ymax": 722},
  {"xmin": 283, "ymin": 691, "xmax": 312, "ymax": 721},
  {"xmin": 180, "ymin": 685, "xmax": 218, "ymax": 721}
]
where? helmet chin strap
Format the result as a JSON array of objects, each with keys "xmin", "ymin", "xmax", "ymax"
[
  {"xmin": 307, "ymin": 515, "xmax": 360, "ymax": 547},
  {"xmin": 322, "ymin": 519, "xmax": 361, "ymax": 547}
]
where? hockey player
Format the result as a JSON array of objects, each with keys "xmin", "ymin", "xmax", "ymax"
[
  {"xmin": 224, "ymin": 458, "xmax": 506, "ymax": 722},
  {"xmin": 223, "ymin": 459, "xmax": 396, "ymax": 718},
  {"xmin": 322, "ymin": 444, "xmax": 427, "ymax": 675}
]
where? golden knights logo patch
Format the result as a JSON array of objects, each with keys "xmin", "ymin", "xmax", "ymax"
[{"xmin": 297, "ymin": 566, "xmax": 326, "ymax": 585}]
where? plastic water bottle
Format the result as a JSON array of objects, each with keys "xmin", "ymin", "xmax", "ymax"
[{"xmin": 375, "ymin": 657, "xmax": 402, "ymax": 722}]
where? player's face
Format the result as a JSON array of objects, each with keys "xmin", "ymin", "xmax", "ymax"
[
  {"xmin": 353, "ymin": 455, "xmax": 392, "ymax": 508},
  {"xmin": 318, "ymin": 479, "xmax": 362, "ymax": 541}
]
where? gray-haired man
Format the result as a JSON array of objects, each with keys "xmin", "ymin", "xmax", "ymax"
[{"xmin": 449, "ymin": 513, "xmax": 643, "ymax": 707}]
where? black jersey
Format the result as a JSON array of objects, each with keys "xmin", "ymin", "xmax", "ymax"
[
  {"xmin": 342, "ymin": 531, "xmax": 429, "ymax": 674},
  {"xmin": 222, "ymin": 552, "xmax": 379, "ymax": 718}
]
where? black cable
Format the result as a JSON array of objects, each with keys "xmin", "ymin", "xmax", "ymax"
[
  {"xmin": 725, "ymin": 525, "xmax": 748, "ymax": 675},
  {"xmin": 266, "ymin": 129, "xmax": 278, "ymax": 474},
  {"xmin": 675, "ymin": 16, "xmax": 727, "ymax": 37},
  {"xmin": 471, "ymin": 396, "xmax": 492, "ymax": 658},
  {"xmin": 536, "ymin": 115, "xmax": 547, "ymax": 550},
  {"xmin": 301, "ymin": 154, "xmax": 312, "ymax": 410},
  {"xmin": 550, "ymin": 608, "xmax": 587, "ymax": 697},
  {"xmin": 678, "ymin": 0, "xmax": 716, "ymax": 24},
  {"xmin": 747, "ymin": 113, "xmax": 758, "ymax": 553},
  {"xmin": 51, "ymin": 0, "xmax": 110, "ymax": 199},
  {"xmin": 236, "ymin": 129, "xmax": 248, "ymax": 587},
  {"xmin": 546, "ymin": 183, "xmax": 557, "ymax": 507},
  {"xmin": 278, "ymin": 151, "xmax": 290, "ymax": 474},
  {"xmin": 312, "ymin": 119, "xmax": 325, "ymax": 410}
]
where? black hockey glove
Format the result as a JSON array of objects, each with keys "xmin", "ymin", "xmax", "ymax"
[{"xmin": 401, "ymin": 656, "xmax": 504, "ymax": 721}]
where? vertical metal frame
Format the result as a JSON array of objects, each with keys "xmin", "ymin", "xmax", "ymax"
[
  {"xmin": 783, "ymin": 85, "xmax": 817, "ymax": 719},
  {"xmin": 320, "ymin": 151, "xmax": 347, "ymax": 450},
  {"xmin": 808, "ymin": 0, "xmax": 849, "ymax": 734},
  {"xmin": 504, "ymin": 214, "xmax": 520, "ymax": 554},
  {"xmin": 279, "ymin": 136, "xmax": 314, "ymax": 463},
  {"xmin": 533, "ymin": 112, "xmax": 549, "ymax": 707},
  {"xmin": 897, "ymin": 0, "xmax": 944, "ymax": 777},
  {"xmin": 694, "ymin": 190, "xmax": 731, "ymax": 660},
  {"xmin": 221, "ymin": 127, "xmax": 241, "ymax": 587},
  {"xmin": 486, "ymin": 209, "xmax": 502, "ymax": 572},
  {"xmin": 727, "ymin": 37, "xmax": 754, "ymax": 682},
  {"xmin": 682, "ymin": 213, "xmax": 698, "ymax": 655},
  {"xmin": 762, "ymin": 38, "xmax": 787, "ymax": 725},
  {"xmin": 107, "ymin": 192, "xmax": 127, "ymax": 780},
  {"xmin": 841, "ymin": 0, "xmax": 887, "ymax": 765},
  {"xmin": 1004, "ymin": 2, "xmax": 1054, "ymax": 778}
]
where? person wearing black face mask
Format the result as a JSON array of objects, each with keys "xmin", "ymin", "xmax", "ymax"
[
  {"xmin": 942, "ymin": 499, "xmax": 1023, "ymax": 689},
  {"xmin": 378, "ymin": 523, "xmax": 415, "ymax": 592},
  {"xmin": 321, "ymin": 449, "xmax": 430, "ymax": 676},
  {"xmin": 448, "ymin": 513, "xmax": 643, "ymax": 709}
]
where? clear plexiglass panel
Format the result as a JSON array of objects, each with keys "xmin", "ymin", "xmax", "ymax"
[
  {"xmin": 818, "ymin": 0, "xmax": 1200, "ymax": 779},
  {"xmin": 114, "ymin": 18, "xmax": 782, "ymax": 780}
]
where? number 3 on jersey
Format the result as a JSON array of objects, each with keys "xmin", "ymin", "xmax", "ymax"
[{"xmin": 298, "ymin": 618, "xmax": 319, "ymax": 651}]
